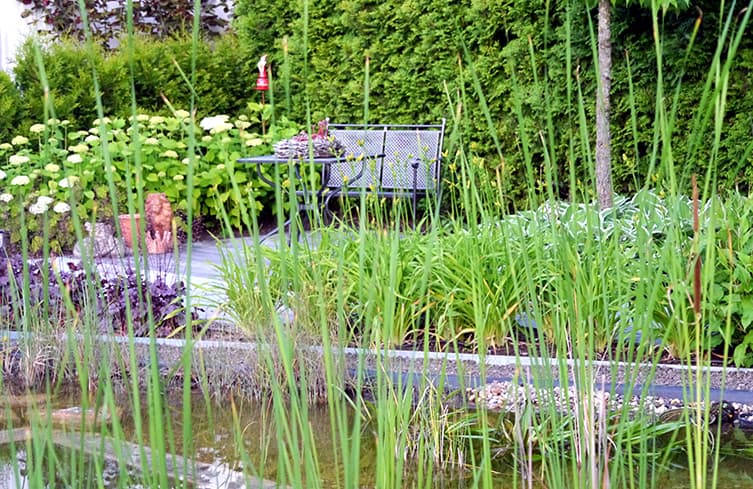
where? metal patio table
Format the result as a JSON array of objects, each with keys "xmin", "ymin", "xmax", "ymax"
[{"xmin": 237, "ymin": 153, "xmax": 383, "ymax": 240}]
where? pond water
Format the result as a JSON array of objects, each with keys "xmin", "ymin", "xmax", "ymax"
[{"xmin": 2, "ymin": 390, "xmax": 753, "ymax": 488}]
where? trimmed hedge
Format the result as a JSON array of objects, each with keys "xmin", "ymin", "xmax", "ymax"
[
  {"xmin": 11, "ymin": 34, "xmax": 258, "ymax": 132},
  {"xmin": 234, "ymin": 0, "xmax": 753, "ymax": 203},
  {"xmin": 0, "ymin": 71, "xmax": 23, "ymax": 144}
]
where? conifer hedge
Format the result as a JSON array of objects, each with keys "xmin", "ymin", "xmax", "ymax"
[
  {"xmin": 9, "ymin": 34, "xmax": 257, "ymax": 134},
  {"xmin": 234, "ymin": 0, "xmax": 753, "ymax": 201}
]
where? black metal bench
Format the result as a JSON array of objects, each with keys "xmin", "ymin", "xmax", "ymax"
[{"xmin": 309, "ymin": 121, "xmax": 447, "ymax": 219}]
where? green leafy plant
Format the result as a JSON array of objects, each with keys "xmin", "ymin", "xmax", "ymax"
[
  {"xmin": 0, "ymin": 109, "xmax": 300, "ymax": 253},
  {"xmin": 708, "ymin": 193, "xmax": 753, "ymax": 366}
]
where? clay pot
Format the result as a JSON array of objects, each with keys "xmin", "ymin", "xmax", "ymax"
[{"xmin": 118, "ymin": 213, "xmax": 141, "ymax": 249}]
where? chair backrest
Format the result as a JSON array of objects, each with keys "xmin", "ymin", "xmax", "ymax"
[
  {"xmin": 327, "ymin": 126, "xmax": 386, "ymax": 188},
  {"xmin": 380, "ymin": 123, "xmax": 445, "ymax": 191}
]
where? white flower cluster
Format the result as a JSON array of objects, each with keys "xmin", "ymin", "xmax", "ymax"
[
  {"xmin": 9, "ymin": 154, "xmax": 29, "ymax": 165},
  {"xmin": 200, "ymin": 115, "xmax": 234, "ymax": 134},
  {"xmin": 58, "ymin": 176, "xmax": 79, "ymax": 188},
  {"xmin": 53, "ymin": 202, "xmax": 71, "ymax": 213},
  {"xmin": 11, "ymin": 175, "xmax": 30, "ymax": 186},
  {"xmin": 28, "ymin": 196, "xmax": 53, "ymax": 215},
  {"xmin": 27, "ymin": 195, "xmax": 70, "ymax": 215}
]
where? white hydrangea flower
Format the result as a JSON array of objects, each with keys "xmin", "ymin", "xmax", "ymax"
[
  {"xmin": 28, "ymin": 202, "xmax": 48, "ymax": 215},
  {"xmin": 210, "ymin": 122, "xmax": 234, "ymax": 134},
  {"xmin": 235, "ymin": 120, "xmax": 251, "ymax": 130},
  {"xmin": 161, "ymin": 150, "xmax": 178, "ymax": 159},
  {"xmin": 245, "ymin": 138, "xmax": 264, "ymax": 147},
  {"xmin": 144, "ymin": 137, "xmax": 159, "ymax": 146},
  {"xmin": 60, "ymin": 120, "xmax": 70, "ymax": 127},
  {"xmin": 36, "ymin": 196, "xmax": 54, "ymax": 206},
  {"xmin": 136, "ymin": 114, "xmax": 150, "ymax": 122},
  {"xmin": 0, "ymin": 143, "xmax": 12, "ymax": 150},
  {"xmin": 11, "ymin": 136, "xmax": 29, "ymax": 146},
  {"xmin": 84, "ymin": 135, "xmax": 99, "ymax": 144},
  {"xmin": 173, "ymin": 174, "xmax": 184, "ymax": 181},
  {"xmin": 68, "ymin": 144, "xmax": 89, "ymax": 153},
  {"xmin": 89, "ymin": 127, "xmax": 99, "ymax": 135},
  {"xmin": 10, "ymin": 175, "xmax": 30, "ymax": 186},
  {"xmin": 0, "ymin": 193, "xmax": 13, "ymax": 203},
  {"xmin": 0, "ymin": 170, "xmax": 5, "ymax": 180},
  {"xmin": 92, "ymin": 117, "xmax": 111, "ymax": 126},
  {"xmin": 174, "ymin": 109, "xmax": 190, "ymax": 119},
  {"xmin": 45, "ymin": 164, "xmax": 61, "ymax": 173},
  {"xmin": 29, "ymin": 124, "xmax": 46, "ymax": 134},
  {"xmin": 200, "ymin": 115, "xmax": 229, "ymax": 131},
  {"xmin": 67, "ymin": 154, "xmax": 83, "ymax": 164},
  {"xmin": 53, "ymin": 202, "xmax": 71, "ymax": 213},
  {"xmin": 58, "ymin": 176, "xmax": 79, "ymax": 188},
  {"xmin": 47, "ymin": 118, "xmax": 60, "ymax": 125},
  {"xmin": 149, "ymin": 116, "xmax": 165, "ymax": 125},
  {"xmin": 201, "ymin": 135, "xmax": 212, "ymax": 143}
]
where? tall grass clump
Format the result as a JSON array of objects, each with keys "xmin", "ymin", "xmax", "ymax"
[{"xmin": 1, "ymin": 1, "xmax": 753, "ymax": 489}]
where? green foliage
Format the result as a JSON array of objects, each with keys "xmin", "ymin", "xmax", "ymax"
[
  {"xmin": 234, "ymin": 0, "xmax": 753, "ymax": 205},
  {"xmin": 221, "ymin": 188, "xmax": 753, "ymax": 365},
  {"xmin": 12, "ymin": 34, "xmax": 259, "ymax": 131},
  {"xmin": 0, "ymin": 108, "xmax": 299, "ymax": 253},
  {"xmin": 708, "ymin": 193, "xmax": 753, "ymax": 366},
  {"xmin": 0, "ymin": 71, "xmax": 23, "ymax": 144}
]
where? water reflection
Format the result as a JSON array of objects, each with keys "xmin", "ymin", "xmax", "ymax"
[{"xmin": 2, "ymin": 390, "xmax": 753, "ymax": 488}]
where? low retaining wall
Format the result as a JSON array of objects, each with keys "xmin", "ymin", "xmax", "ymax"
[{"xmin": 2, "ymin": 330, "xmax": 752, "ymax": 403}]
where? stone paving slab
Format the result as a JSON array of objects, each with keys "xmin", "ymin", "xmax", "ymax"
[{"xmin": 52, "ymin": 231, "xmax": 301, "ymax": 322}]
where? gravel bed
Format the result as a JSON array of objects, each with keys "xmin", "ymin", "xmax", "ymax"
[{"xmin": 469, "ymin": 381, "xmax": 753, "ymax": 427}]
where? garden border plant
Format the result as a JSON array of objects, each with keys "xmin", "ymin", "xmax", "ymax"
[{"xmin": 0, "ymin": 107, "xmax": 300, "ymax": 253}]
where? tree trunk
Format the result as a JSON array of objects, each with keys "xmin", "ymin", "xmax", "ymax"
[{"xmin": 596, "ymin": 0, "xmax": 613, "ymax": 210}]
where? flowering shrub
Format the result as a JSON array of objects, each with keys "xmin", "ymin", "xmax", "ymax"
[{"xmin": 0, "ymin": 107, "xmax": 301, "ymax": 253}]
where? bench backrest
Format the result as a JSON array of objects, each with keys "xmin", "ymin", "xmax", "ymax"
[
  {"xmin": 327, "ymin": 127, "xmax": 385, "ymax": 188},
  {"xmin": 327, "ymin": 121, "xmax": 446, "ymax": 193}
]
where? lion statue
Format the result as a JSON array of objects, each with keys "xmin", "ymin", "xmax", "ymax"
[{"xmin": 144, "ymin": 192, "xmax": 173, "ymax": 253}]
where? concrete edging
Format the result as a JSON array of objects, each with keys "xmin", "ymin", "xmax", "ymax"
[{"xmin": 3, "ymin": 329, "xmax": 753, "ymax": 403}]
